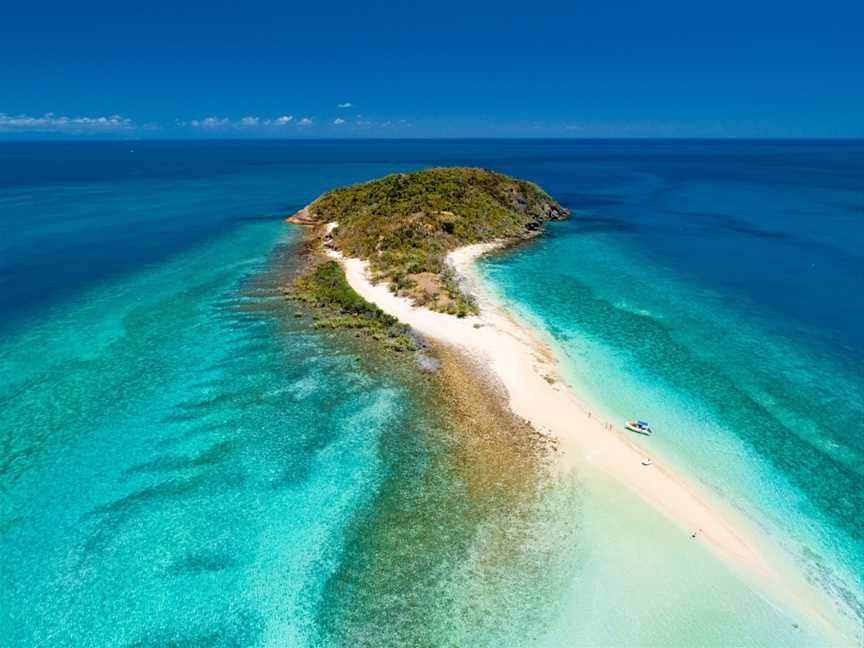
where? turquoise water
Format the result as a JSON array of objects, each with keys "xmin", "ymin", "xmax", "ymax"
[
  {"xmin": 1, "ymin": 219, "xmax": 568, "ymax": 646},
  {"xmin": 1, "ymin": 221, "xmax": 389, "ymax": 644},
  {"xmin": 2, "ymin": 140, "xmax": 862, "ymax": 645},
  {"xmin": 476, "ymin": 142, "xmax": 864, "ymax": 640}
]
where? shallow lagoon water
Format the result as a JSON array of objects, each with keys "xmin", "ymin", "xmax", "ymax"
[
  {"xmin": 476, "ymin": 140, "xmax": 864, "ymax": 641},
  {"xmin": 1, "ymin": 140, "xmax": 861, "ymax": 645}
]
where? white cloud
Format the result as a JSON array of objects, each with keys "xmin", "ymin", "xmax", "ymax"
[
  {"xmin": 333, "ymin": 118, "xmax": 345, "ymax": 125},
  {"xmin": 184, "ymin": 115, "xmax": 299, "ymax": 129},
  {"xmin": 0, "ymin": 112, "xmax": 136, "ymax": 133},
  {"xmin": 187, "ymin": 116, "xmax": 231, "ymax": 128},
  {"xmin": 338, "ymin": 118, "xmax": 411, "ymax": 130},
  {"xmin": 336, "ymin": 102, "xmax": 353, "ymax": 108},
  {"xmin": 297, "ymin": 117, "xmax": 313, "ymax": 126}
]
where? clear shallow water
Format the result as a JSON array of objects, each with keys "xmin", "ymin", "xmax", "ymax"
[
  {"xmin": 0, "ymin": 211, "xmax": 563, "ymax": 647},
  {"xmin": 0, "ymin": 221, "xmax": 390, "ymax": 644},
  {"xmin": 476, "ymin": 140, "xmax": 864, "ymax": 638},
  {"xmin": 1, "ymin": 140, "xmax": 862, "ymax": 645}
]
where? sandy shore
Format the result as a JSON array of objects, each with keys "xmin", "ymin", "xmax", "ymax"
[{"xmin": 329, "ymin": 237, "xmax": 849, "ymax": 640}]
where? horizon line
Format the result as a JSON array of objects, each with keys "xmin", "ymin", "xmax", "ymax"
[{"xmin": 2, "ymin": 136, "xmax": 863, "ymax": 143}]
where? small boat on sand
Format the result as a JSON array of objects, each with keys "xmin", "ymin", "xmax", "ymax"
[{"xmin": 625, "ymin": 420, "xmax": 653, "ymax": 435}]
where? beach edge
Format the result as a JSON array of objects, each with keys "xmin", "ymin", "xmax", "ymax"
[{"xmin": 329, "ymin": 235, "xmax": 854, "ymax": 643}]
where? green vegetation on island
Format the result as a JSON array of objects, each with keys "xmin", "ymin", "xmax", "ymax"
[
  {"xmin": 289, "ymin": 167, "xmax": 568, "ymax": 315},
  {"xmin": 288, "ymin": 259, "xmax": 417, "ymax": 352}
]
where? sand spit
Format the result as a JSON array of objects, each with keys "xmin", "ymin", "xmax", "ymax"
[{"xmin": 326, "ymin": 237, "xmax": 852, "ymax": 642}]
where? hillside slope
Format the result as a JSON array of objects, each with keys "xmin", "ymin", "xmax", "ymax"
[{"xmin": 289, "ymin": 167, "xmax": 569, "ymax": 315}]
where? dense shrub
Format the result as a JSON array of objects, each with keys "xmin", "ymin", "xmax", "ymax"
[{"xmin": 303, "ymin": 168, "xmax": 567, "ymax": 315}]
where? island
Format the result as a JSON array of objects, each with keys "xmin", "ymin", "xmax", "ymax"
[
  {"xmin": 288, "ymin": 166, "xmax": 567, "ymax": 310},
  {"xmin": 283, "ymin": 166, "xmax": 845, "ymax": 640}
]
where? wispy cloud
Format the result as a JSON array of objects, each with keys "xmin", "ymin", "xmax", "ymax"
[
  {"xmin": 336, "ymin": 102, "xmax": 353, "ymax": 108},
  {"xmin": 178, "ymin": 113, "xmax": 410, "ymax": 132},
  {"xmin": 0, "ymin": 112, "xmax": 136, "ymax": 134},
  {"xmin": 186, "ymin": 116, "xmax": 230, "ymax": 128},
  {"xmin": 350, "ymin": 118, "xmax": 411, "ymax": 130},
  {"xmin": 181, "ymin": 115, "xmax": 302, "ymax": 130},
  {"xmin": 2, "ymin": 109, "xmax": 413, "ymax": 137}
]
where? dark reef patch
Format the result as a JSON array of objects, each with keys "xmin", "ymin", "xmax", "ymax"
[
  {"xmin": 677, "ymin": 210, "xmax": 788, "ymax": 239},
  {"xmin": 168, "ymin": 550, "xmax": 239, "ymax": 576},
  {"xmin": 568, "ymin": 214, "xmax": 639, "ymax": 234},
  {"xmin": 125, "ymin": 440, "xmax": 236, "ymax": 477}
]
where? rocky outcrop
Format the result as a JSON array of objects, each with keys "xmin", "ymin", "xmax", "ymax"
[{"xmin": 284, "ymin": 206, "xmax": 322, "ymax": 225}]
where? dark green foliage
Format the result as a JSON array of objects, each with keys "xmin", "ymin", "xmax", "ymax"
[
  {"xmin": 289, "ymin": 260, "xmax": 416, "ymax": 351},
  {"xmin": 306, "ymin": 168, "xmax": 568, "ymax": 312},
  {"xmin": 297, "ymin": 260, "xmax": 392, "ymax": 321}
]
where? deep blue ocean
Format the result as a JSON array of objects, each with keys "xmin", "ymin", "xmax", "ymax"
[{"xmin": 1, "ymin": 140, "xmax": 862, "ymax": 645}]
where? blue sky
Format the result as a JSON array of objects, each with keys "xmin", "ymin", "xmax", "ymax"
[{"xmin": 1, "ymin": 0, "xmax": 862, "ymax": 138}]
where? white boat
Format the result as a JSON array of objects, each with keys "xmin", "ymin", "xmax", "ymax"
[{"xmin": 625, "ymin": 420, "xmax": 653, "ymax": 435}]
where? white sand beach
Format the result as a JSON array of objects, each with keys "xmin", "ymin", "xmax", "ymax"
[{"xmin": 329, "ymin": 237, "xmax": 850, "ymax": 640}]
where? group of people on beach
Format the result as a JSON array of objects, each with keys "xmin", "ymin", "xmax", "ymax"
[{"xmin": 586, "ymin": 409, "xmax": 616, "ymax": 432}]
